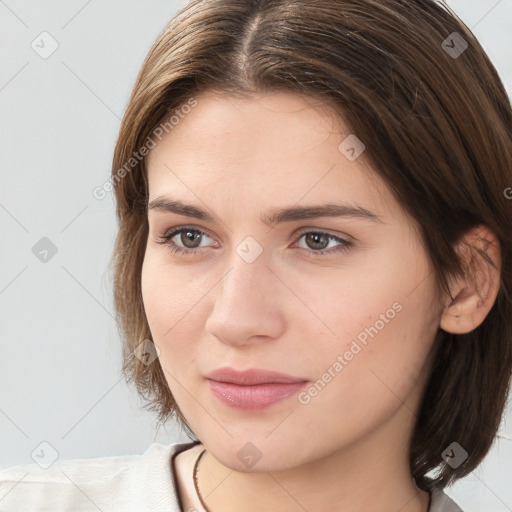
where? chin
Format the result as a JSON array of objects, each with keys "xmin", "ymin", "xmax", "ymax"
[{"xmin": 204, "ymin": 434, "xmax": 314, "ymax": 473}]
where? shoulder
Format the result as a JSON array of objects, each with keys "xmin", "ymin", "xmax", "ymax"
[
  {"xmin": 0, "ymin": 440, "xmax": 199, "ymax": 512},
  {"xmin": 430, "ymin": 488, "xmax": 465, "ymax": 512}
]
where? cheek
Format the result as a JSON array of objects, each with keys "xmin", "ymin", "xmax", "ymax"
[
  {"xmin": 300, "ymin": 273, "xmax": 439, "ymax": 419},
  {"xmin": 298, "ymin": 247, "xmax": 439, "ymax": 404},
  {"xmin": 142, "ymin": 250, "xmax": 195, "ymax": 329},
  {"xmin": 141, "ymin": 251, "xmax": 209, "ymax": 366},
  {"xmin": 141, "ymin": 251, "xmax": 190, "ymax": 358},
  {"xmin": 141, "ymin": 257, "xmax": 203, "ymax": 408}
]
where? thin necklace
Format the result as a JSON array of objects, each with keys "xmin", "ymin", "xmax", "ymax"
[{"xmin": 193, "ymin": 448, "xmax": 211, "ymax": 512}]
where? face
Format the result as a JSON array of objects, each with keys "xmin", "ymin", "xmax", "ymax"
[{"xmin": 142, "ymin": 90, "xmax": 443, "ymax": 472}]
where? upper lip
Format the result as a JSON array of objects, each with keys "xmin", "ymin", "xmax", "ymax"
[{"xmin": 205, "ymin": 367, "xmax": 308, "ymax": 385}]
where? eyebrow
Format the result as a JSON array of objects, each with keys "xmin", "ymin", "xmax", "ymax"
[{"xmin": 147, "ymin": 197, "xmax": 383, "ymax": 226}]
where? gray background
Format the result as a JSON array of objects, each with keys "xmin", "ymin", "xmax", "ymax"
[{"xmin": 0, "ymin": 1, "xmax": 511, "ymax": 511}]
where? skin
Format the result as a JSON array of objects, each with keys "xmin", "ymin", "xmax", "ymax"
[{"xmin": 141, "ymin": 90, "xmax": 501, "ymax": 512}]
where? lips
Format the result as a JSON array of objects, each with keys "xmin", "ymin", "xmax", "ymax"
[{"xmin": 205, "ymin": 367, "xmax": 309, "ymax": 410}]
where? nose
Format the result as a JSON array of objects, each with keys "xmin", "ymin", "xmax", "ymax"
[{"xmin": 204, "ymin": 253, "xmax": 286, "ymax": 347}]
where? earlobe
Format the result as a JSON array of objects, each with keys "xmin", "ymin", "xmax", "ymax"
[{"xmin": 439, "ymin": 225, "xmax": 501, "ymax": 335}]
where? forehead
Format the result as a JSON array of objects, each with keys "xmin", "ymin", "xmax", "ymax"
[
  {"xmin": 145, "ymin": 90, "xmax": 399, "ymax": 220},
  {"xmin": 148, "ymin": 90, "xmax": 343, "ymax": 164}
]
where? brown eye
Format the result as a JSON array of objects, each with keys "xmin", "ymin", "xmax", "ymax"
[
  {"xmin": 304, "ymin": 232, "xmax": 330, "ymax": 250},
  {"xmin": 157, "ymin": 226, "xmax": 215, "ymax": 255},
  {"xmin": 295, "ymin": 230, "xmax": 353, "ymax": 257},
  {"xmin": 176, "ymin": 229, "xmax": 203, "ymax": 249},
  {"xmin": 156, "ymin": 226, "xmax": 353, "ymax": 258}
]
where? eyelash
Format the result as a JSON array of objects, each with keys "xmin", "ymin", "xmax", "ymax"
[{"xmin": 156, "ymin": 225, "xmax": 353, "ymax": 258}]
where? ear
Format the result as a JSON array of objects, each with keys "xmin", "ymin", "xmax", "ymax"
[{"xmin": 440, "ymin": 225, "xmax": 501, "ymax": 334}]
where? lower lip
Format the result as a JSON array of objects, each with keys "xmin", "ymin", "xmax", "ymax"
[{"xmin": 207, "ymin": 379, "xmax": 308, "ymax": 410}]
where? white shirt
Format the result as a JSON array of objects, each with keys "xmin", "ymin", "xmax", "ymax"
[{"xmin": 0, "ymin": 441, "xmax": 464, "ymax": 511}]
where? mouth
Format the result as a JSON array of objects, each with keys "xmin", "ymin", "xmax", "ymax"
[{"xmin": 204, "ymin": 367, "xmax": 309, "ymax": 410}]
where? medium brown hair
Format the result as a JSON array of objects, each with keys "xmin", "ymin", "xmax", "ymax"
[{"xmin": 109, "ymin": 0, "xmax": 512, "ymax": 491}]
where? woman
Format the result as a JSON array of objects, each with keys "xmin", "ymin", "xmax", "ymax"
[{"xmin": 1, "ymin": 0, "xmax": 511, "ymax": 511}]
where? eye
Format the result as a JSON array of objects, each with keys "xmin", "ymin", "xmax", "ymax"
[
  {"xmin": 156, "ymin": 226, "xmax": 216, "ymax": 255},
  {"xmin": 156, "ymin": 226, "xmax": 353, "ymax": 257},
  {"xmin": 294, "ymin": 229, "xmax": 353, "ymax": 257}
]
